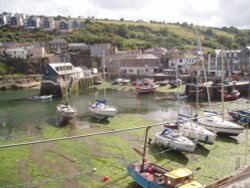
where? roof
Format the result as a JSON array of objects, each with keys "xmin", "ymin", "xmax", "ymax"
[
  {"xmin": 165, "ymin": 168, "xmax": 192, "ymax": 179},
  {"xmin": 49, "ymin": 62, "xmax": 76, "ymax": 75},
  {"xmin": 136, "ymin": 54, "xmax": 158, "ymax": 59},
  {"xmin": 49, "ymin": 39, "xmax": 68, "ymax": 44},
  {"xmin": 68, "ymin": 43, "xmax": 87, "ymax": 47}
]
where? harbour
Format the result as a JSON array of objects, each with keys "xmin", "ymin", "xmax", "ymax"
[{"xmin": 0, "ymin": 83, "xmax": 249, "ymax": 187}]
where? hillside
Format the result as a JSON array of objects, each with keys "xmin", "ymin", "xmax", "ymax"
[{"xmin": 0, "ymin": 19, "xmax": 250, "ymax": 52}]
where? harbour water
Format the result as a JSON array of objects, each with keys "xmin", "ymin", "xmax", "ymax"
[{"xmin": 0, "ymin": 87, "xmax": 193, "ymax": 140}]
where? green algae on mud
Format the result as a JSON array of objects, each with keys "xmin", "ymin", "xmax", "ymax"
[
  {"xmin": 0, "ymin": 142, "xmax": 30, "ymax": 186},
  {"xmin": 0, "ymin": 84, "xmax": 249, "ymax": 187}
]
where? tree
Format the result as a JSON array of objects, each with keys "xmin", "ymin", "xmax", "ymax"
[{"xmin": 117, "ymin": 25, "xmax": 128, "ymax": 38}]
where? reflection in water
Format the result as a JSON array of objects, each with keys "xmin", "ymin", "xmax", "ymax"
[{"xmin": 0, "ymin": 88, "xmax": 193, "ymax": 140}]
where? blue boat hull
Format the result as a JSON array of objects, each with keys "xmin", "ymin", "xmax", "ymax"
[{"xmin": 127, "ymin": 164, "xmax": 167, "ymax": 188}]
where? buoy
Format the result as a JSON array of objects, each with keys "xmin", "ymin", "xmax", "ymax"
[
  {"xmin": 147, "ymin": 167, "xmax": 153, "ymax": 173},
  {"xmin": 103, "ymin": 176, "xmax": 109, "ymax": 181}
]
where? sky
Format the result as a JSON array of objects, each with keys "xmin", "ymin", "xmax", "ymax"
[{"xmin": 1, "ymin": 0, "xmax": 250, "ymax": 29}]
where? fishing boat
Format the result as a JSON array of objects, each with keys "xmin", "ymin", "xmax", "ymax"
[
  {"xmin": 127, "ymin": 160, "xmax": 204, "ymax": 188},
  {"xmin": 197, "ymin": 111, "xmax": 244, "ymax": 136},
  {"xmin": 224, "ymin": 89, "xmax": 240, "ymax": 100},
  {"xmin": 57, "ymin": 102, "xmax": 76, "ymax": 122},
  {"xmin": 155, "ymin": 128, "xmax": 196, "ymax": 152},
  {"xmin": 228, "ymin": 109, "xmax": 250, "ymax": 124},
  {"xmin": 165, "ymin": 120, "xmax": 216, "ymax": 144},
  {"xmin": 88, "ymin": 99, "xmax": 117, "ymax": 119},
  {"xmin": 135, "ymin": 82, "xmax": 157, "ymax": 94}
]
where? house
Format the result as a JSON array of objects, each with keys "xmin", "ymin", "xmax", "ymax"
[
  {"xmin": 3, "ymin": 48, "xmax": 28, "ymax": 59},
  {"xmin": 104, "ymin": 53, "xmax": 160, "ymax": 76},
  {"xmin": 207, "ymin": 49, "xmax": 242, "ymax": 77},
  {"xmin": 47, "ymin": 39, "xmax": 68, "ymax": 53},
  {"xmin": 9, "ymin": 13, "xmax": 25, "ymax": 27},
  {"xmin": 55, "ymin": 20, "xmax": 71, "ymax": 33},
  {"xmin": 240, "ymin": 46, "xmax": 250, "ymax": 76},
  {"xmin": 41, "ymin": 17, "xmax": 55, "ymax": 31},
  {"xmin": 30, "ymin": 46, "xmax": 46, "ymax": 58},
  {"xmin": 71, "ymin": 20, "xmax": 80, "ymax": 29},
  {"xmin": 0, "ymin": 14, "xmax": 7, "ymax": 26},
  {"xmin": 43, "ymin": 62, "xmax": 86, "ymax": 83},
  {"xmin": 90, "ymin": 43, "xmax": 115, "ymax": 57},
  {"xmin": 24, "ymin": 16, "xmax": 40, "ymax": 29},
  {"xmin": 165, "ymin": 49, "xmax": 199, "ymax": 74}
]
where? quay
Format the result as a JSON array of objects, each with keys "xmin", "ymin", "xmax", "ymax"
[{"xmin": 185, "ymin": 80, "xmax": 249, "ymax": 101}]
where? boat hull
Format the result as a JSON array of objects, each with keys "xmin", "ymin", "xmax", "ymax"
[
  {"xmin": 155, "ymin": 132, "xmax": 196, "ymax": 152},
  {"xmin": 57, "ymin": 103, "xmax": 76, "ymax": 123},
  {"xmin": 127, "ymin": 161, "xmax": 204, "ymax": 188},
  {"xmin": 135, "ymin": 87, "xmax": 156, "ymax": 94},
  {"xmin": 179, "ymin": 122, "xmax": 216, "ymax": 144},
  {"xmin": 127, "ymin": 163, "xmax": 166, "ymax": 188},
  {"xmin": 198, "ymin": 113, "xmax": 244, "ymax": 136},
  {"xmin": 88, "ymin": 104, "xmax": 117, "ymax": 118}
]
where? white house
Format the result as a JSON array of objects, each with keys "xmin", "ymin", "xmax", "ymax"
[
  {"xmin": 0, "ymin": 15, "xmax": 8, "ymax": 26},
  {"xmin": 167, "ymin": 50, "xmax": 199, "ymax": 74},
  {"xmin": 41, "ymin": 17, "xmax": 55, "ymax": 31},
  {"xmin": 207, "ymin": 49, "xmax": 242, "ymax": 77},
  {"xmin": 4, "ymin": 48, "xmax": 28, "ymax": 59}
]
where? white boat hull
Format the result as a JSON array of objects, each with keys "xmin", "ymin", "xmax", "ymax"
[
  {"xmin": 89, "ymin": 104, "xmax": 117, "ymax": 118},
  {"xmin": 155, "ymin": 131, "xmax": 196, "ymax": 153},
  {"xmin": 57, "ymin": 103, "xmax": 76, "ymax": 121},
  {"xmin": 198, "ymin": 112, "xmax": 244, "ymax": 136},
  {"xmin": 178, "ymin": 122, "xmax": 217, "ymax": 144}
]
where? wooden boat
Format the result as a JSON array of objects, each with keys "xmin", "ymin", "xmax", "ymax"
[
  {"xmin": 224, "ymin": 89, "xmax": 240, "ymax": 100},
  {"xmin": 197, "ymin": 112, "xmax": 244, "ymax": 136},
  {"xmin": 88, "ymin": 99, "xmax": 117, "ymax": 119},
  {"xmin": 228, "ymin": 109, "xmax": 250, "ymax": 124},
  {"xmin": 127, "ymin": 160, "xmax": 204, "ymax": 188},
  {"xmin": 155, "ymin": 128, "xmax": 196, "ymax": 152},
  {"xmin": 165, "ymin": 120, "xmax": 216, "ymax": 144},
  {"xmin": 57, "ymin": 103, "xmax": 76, "ymax": 122}
]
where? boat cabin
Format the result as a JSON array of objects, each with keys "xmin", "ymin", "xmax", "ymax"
[{"xmin": 164, "ymin": 168, "xmax": 195, "ymax": 187}]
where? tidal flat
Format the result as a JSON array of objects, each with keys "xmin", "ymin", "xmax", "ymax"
[{"xmin": 0, "ymin": 83, "xmax": 249, "ymax": 187}]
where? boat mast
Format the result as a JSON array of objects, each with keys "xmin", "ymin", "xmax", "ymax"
[
  {"xmin": 196, "ymin": 26, "xmax": 211, "ymax": 106},
  {"xmin": 141, "ymin": 126, "xmax": 151, "ymax": 172},
  {"xmin": 221, "ymin": 49, "xmax": 225, "ymax": 120},
  {"xmin": 102, "ymin": 50, "xmax": 106, "ymax": 81}
]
